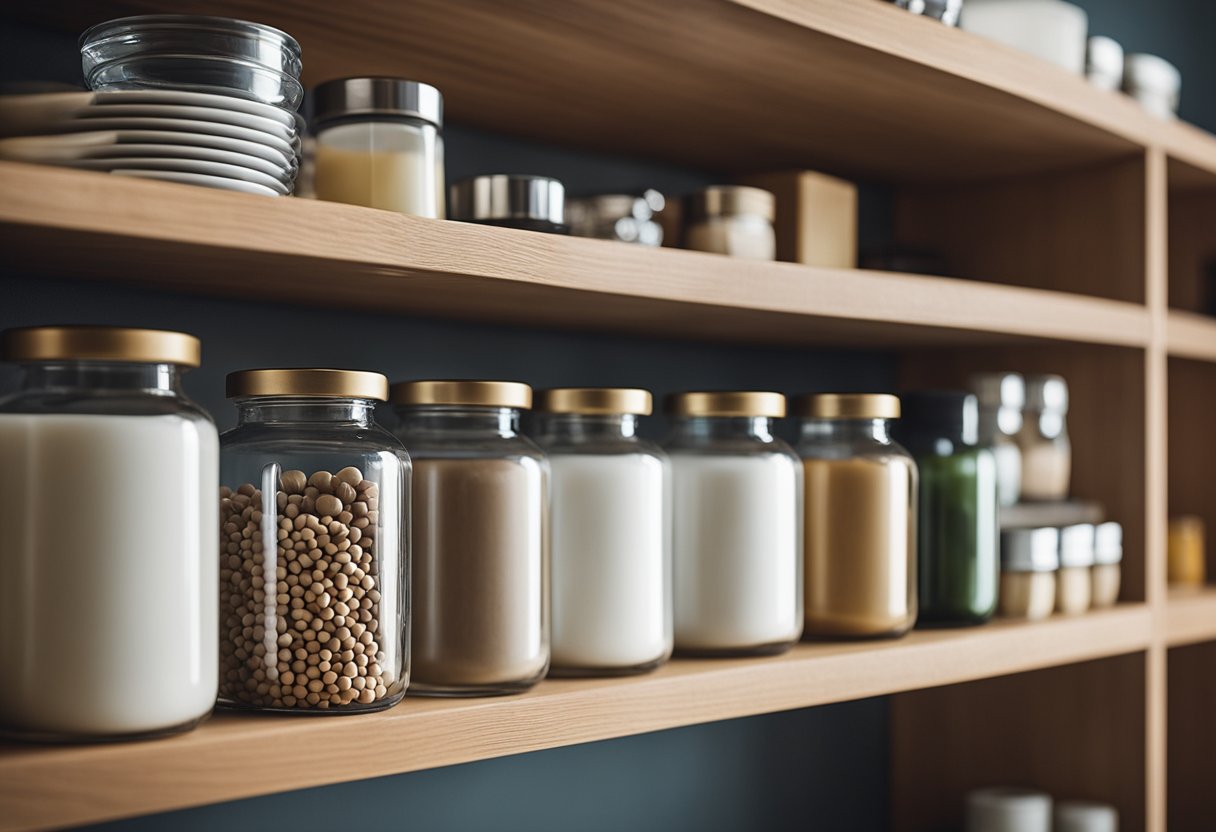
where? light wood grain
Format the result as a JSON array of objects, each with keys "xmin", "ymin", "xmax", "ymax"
[
  {"xmin": 1167, "ymin": 311, "xmax": 1216, "ymax": 362},
  {"xmin": 1164, "ymin": 587, "xmax": 1216, "ymax": 647},
  {"xmin": 0, "ymin": 606, "xmax": 1151, "ymax": 832},
  {"xmin": 1167, "ymin": 640, "xmax": 1216, "ymax": 830},
  {"xmin": 0, "ymin": 162, "xmax": 1153, "ymax": 349}
]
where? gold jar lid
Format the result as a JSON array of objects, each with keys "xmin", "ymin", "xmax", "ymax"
[
  {"xmin": 667, "ymin": 391, "xmax": 786, "ymax": 418},
  {"xmin": 226, "ymin": 369, "xmax": 389, "ymax": 401},
  {"xmin": 391, "ymin": 380, "xmax": 533, "ymax": 409},
  {"xmin": 685, "ymin": 185, "xmax": 775, "ymax": 222},
  {"xmin": 1, "ymin": 326, "xmax": 201, "ymax": 367},
  {"xmin": 796, "ymin": 393, "xmax": 901, "ymax": 419},
  {"xmin": 535, "ymin": 388, "xmax": 653, "ymax": 415}
]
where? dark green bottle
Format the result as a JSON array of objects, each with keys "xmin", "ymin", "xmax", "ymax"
[{"xmin": 896, "ymin": 391, "xmax": 999, "ymax": 627}]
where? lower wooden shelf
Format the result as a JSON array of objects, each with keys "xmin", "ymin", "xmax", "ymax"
[
  {"xmin": 1167, "ymin": 311, "xmax": 1216, "ymax": 363},
  {"xmin": 1165, "ymin": 586, "xmax": 1216, "ymax": 647},
  {"xmin": 0, "ymin": 605, "xmax": 1150, "ymax": 832}
]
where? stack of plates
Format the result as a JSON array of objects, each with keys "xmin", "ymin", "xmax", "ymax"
[{"xmin": 0, "ymin": 88, "xmax": 300, "ymax": 196}]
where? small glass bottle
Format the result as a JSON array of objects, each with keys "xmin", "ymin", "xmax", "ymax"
[
  {"xmin": 1168, "ymin": 515, "xmax": 1207, "ymax": 586},
  {"xmin": 312, "ymin": 77, "xmax": 445, "ymax": 217},
  {"xmin": 392, "ymin": 380, "xmax": 549, "ymax": 695},
  {"xmin": 683, "ymin": 185, "xmax": 776, "ymax": 260},
  {"xmin": 896, "ymin": 391, "xmax": 999, "ymax": 627},
  {"xmin": 1018, "ymin": 375, "xmax": 1071, "ymax": 502},
  {"xmin": 535, "ymin": 388, "xmax": 671, "ymax": 676},
  {"xmin": 219, "ymin": 369, "xmax": 409, "ymax": 713},
  {"xmin": 1056, "ymin": 523, "xmax": 1095, "ymax": 614},
  {"xmin": 665, "ymin": 392, "xmax": 803, "ymax": 655},
  {"xmin": 797, "ymin": 393, "xmax": 917, "ymax": 638},
  {"xmin": 999, "ymin": 527, "xmax": 1059, "ymax": 620},
  {"xmin": 970, "ymin": 371, "xmax": 1024, "ymax": 507},
  {"xmin": 0, "ymin": 326, "xmax": 218, "ymax": 740},
  {"xmin": 1090, "ymin": 521, "xmax": 1123, "ymax": 608}
]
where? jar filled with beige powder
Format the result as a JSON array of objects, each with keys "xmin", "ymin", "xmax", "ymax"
[
  {"xmin": 1056, "ymin": 523, "xmax": 1095, "ymax": 615},
  {"xmin": 391, "ymin": 380, "xmax": 549, "ymax": 696},
  {"xmin": 1091, "ymin": 521, "xmax": 1122, "ymax": 608},
  {"xmin": 999, "ymin": 527, "xmax": 1059, "ymax": 620},
  {"xmin": 1018, "ymin": 375, "xmax": 1071, "ymax": 501},
  {"xmin": 796, "ymin": 393, "xmax": 918, "ymax": 638}
]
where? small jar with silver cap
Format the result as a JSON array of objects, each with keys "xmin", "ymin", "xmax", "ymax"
[
  {"xmin": 449, "ymin": 174, "xmax": 568, "ymax": 234},
  {"xmin": 1091, "ymin": 521, "xmax": 1122, "ymax": 608},
  {"xmin": 1017, "ymin": 374, "xmax": 1071, "ymax": 502},
  {"xmin": 683, "ymin": 185, "xmax": 776, "ymax": 261},
  {"xmin": 999, "ymin": 527, "xmax": 1059, "ymax": 621},
  {"xmin": 312, "ymin": 77, "xmax": 445, "ymax": 218},
  {"xmin": 1057, "ymin": 523, "xmax": 1095, "ymax": 615},
  {"xmin": 970, "ymin": 372, "xmax": 1024, "ymax": 507}
]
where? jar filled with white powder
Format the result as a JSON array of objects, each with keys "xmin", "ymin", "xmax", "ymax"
[
  {"xmin": 664, "ymin": 391, "xmax": 803, "ymax": 655},
  {"xmin": 535, "ymin": 388, "xmax": 671, "ymax": 675},
  {"xmin": 0, "ymin": 326, "xmax": 219, "ymax": 740},
  {"xmin": 683, "ymin": 185, "xmax": 776, "ymax": 261}
]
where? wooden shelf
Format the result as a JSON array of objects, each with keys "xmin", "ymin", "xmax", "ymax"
[
  {"xmin": 14, "ymin": 0, "xmax": 1216, "ymax": 182},
  {"xmin": 1168, "ymin": 311, "xmax": 1216, "ymax": 362},
  {"xmin": 0, "ymin": 605, "xmax": 1150, "ymax": 832},
  {"xmin": 0, "ymin": 162, "xmax": 1151, "ymax": 350},
  {"xmin": 1165, "ymin": 587, "xmax": 1216, "ymax": 647}
]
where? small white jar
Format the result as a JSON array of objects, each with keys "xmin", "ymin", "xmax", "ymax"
[
  {"xmin": 1057, "ymin": 523, "xmax": 1095, "ymax": 614},
  {"xmin": 1055, "ymin": 800, "xmax": 1118, "ymax": 832},
  {"xmin": 999, "ymin": 527, "xmax": 1059, "ymax": 621},
  {"xmin": 966, "ymin": 787, "xmax": 1053, "ymax": 832},
  {"xmin": 1091, "ymin": 521, "xmax": 1123, "ymax": 608},
  {"xmin": 684, "ymin": 185, "xmax": 776, "ymax": 261},
  {"xmin": 1123, "ymin": 53, "xmax": 1181, "ymax": 119}
]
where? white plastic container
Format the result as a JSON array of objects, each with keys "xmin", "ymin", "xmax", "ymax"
[
  {"xmin": 962, "ymin": 0, "xmax": 1088, "ymax": 75},
  {"xmin": 966, "ymin": 787, "xmax": 1053, "ymax": 832},
  {"xmin": 1123, "ymin": 53, "xmax": 1181, "ymax": 119}
]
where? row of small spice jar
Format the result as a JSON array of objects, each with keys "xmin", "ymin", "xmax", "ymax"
[{"xmin": 999, "ymin": 522, "xmax": 1124, "ymax": 620}]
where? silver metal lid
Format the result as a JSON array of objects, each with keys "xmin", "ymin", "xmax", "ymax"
[
  {"xmin": 685, "ymin": 185, "xmax": 775, "ymax": 222},
  {"xmin": 1059, "ymin": 523, "xmax": 1096, "ymax": 568},
  {"xmin": 449, "ymin": 175, "xmax": 565, "ymax": 225},
  {"xmin": 1001, "ymin": 527, "xmax": 1060, "ymax": 572},
  {"xmin": 312, "ymin": 77, "xmax": 443, "ymax": 128},
  {"xmin": 1093, "ymin": 521, "xmax": 1123, "ymax": 565},
  {"xmin": 1024, "ymin": 374, "xmax": 1069, "ymax": 413}
]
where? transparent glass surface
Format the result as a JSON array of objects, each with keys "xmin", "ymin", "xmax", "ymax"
[{"xmin": 316, "ymin": 119, "xmax": 445, "ymax": 217}]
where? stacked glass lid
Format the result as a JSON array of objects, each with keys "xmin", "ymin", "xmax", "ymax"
[{"xmin": 0, "ymin": 15, "xmax": 303, "ymax": 196}]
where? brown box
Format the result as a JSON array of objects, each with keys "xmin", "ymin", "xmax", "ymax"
[{"xmin": 739, "ymin": 170, "xmax": 857, "ymax": 268}]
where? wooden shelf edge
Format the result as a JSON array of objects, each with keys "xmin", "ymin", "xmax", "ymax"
[
  {"xmin": 1164, "ymin": 587, "xmax": 1216, "ymax": 647},
  {"xmin": 1167, "ymin": 311, "xmax": 1216, "ymax": 362},
  {"xmin": 0, "ymin": 162, "xmax": 1151, "ymax": 350},
  {"xmin": 0, "ymin": 606, "xmax": 1150, "ymax": 832}
]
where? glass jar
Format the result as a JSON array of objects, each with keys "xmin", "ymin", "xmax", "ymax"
[
  {"xmin": 535, "ymin": 388, "xmax": 671, "ymax": 676},
  {"xmin": 665, "ymin": 392, "xmax": 802, "ymax": 655},
  {"xmin": 448, "ymin": 174, "xmax": 569, "ymax": 234},
  {"xmin": 312, "ymin": 77, "xmax": 445, "ymax": 217},
  {"xmin": 1167, "ymin": 515, "xmax": 1206, "ymax": 586},
  {"xmin": 966, "ymin": 787, "xmax": 1053, "ymax": 832},
  {"xmin": 970, "ymin": 371, "xmax": 1024, "ymax": 507},
  {"xmin": 219, "ymin": 369, "xmax": 409, "ymax": 713},
  {"xmin": 1056, "ymin": 523, "xmax": 1095, "ymax": 615},
  {"xmin": 1091, "ymin": 521, "xmax": 1122, "ymax": 608},
  {"xmin": 683, "ymin": 185, "xmax": 776, "ymax": 260},
  {"xmin": 895, "ymin": 391, "xmax": 999, "ymax": 627},
  {"xmin": 0, "ymin": 326, "xmax": 218, "ymax": 740},
  {"xmin": 566, "ymin": 191, "xmax": 665, "ymax": 245},
  {"xmin": 392, "ymin": 380, "xmax": 549, "ymax": 695},
  {"xmin": 797, "ymin": 393, "xmax": 917, "ymax": 638},
  {"xmin": 1018, "ymin": 374, "xmax": 1071, "ymax": 502},
  {"xmin": 999, "ymin": 527, "xmax": 1059, "ymax": 620}
]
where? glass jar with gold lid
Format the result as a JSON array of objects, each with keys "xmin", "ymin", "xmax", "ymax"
[
  {"xmin": 219, "ymin": 368, "xmax": 410, "ymax": 713},
  {"xmin": 796, "ymin": 393, "xmax": 918, "ymax": 638}
]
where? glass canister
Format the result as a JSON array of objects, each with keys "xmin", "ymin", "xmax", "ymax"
[
  {"xmin": 312, "ymin": 77, "xmax": 445, "ymax": 217},
  {"xmin": 1018, "ymin": 374, "xmax": 1071, "ymax": 501},
  {"xmin": 683, "ymin": 185, "xmax": 776, "ymax": 260},
  {"xmin": 219, "ymin": 369, "xmax": 409, "ymax": 713},
  {"xmin": 0, "ymin": 326, "xmax": 218, "ymax": 740},
  {"xmin": 969, "ymin": 371, "xmax": 1024, "ymax": 507},
  {"xmin": 797, "ymin": 393, "xmax": 917, "ymax": 638},
  {"xmin": 392, "ymin": 380, "xmax": 549, "ymax": 695},
  {"xmin": 1091, "ymin": 521, "xmax": 1123, "ymax": 608},
  {"xmin": 665, "ymin": 392, "xmax": 803, "ymax": 655},
  {"xmin": 448, "ymin": 174, "xmax": 569, "ymax": 234},
  {"xmin": 1056, "ymin": 523, "xmax": 1095, "ymax": 614},
  {"xmin": 535, "ymin": 388, "xmax": 671, "ymax": 676},
  {"xmin": 896, "ymin": 391, "xmax": 999, "ymax": 627},
  {"xmin": 999, "ymin": 527, "xmax": 1059, "ymax": 620}
]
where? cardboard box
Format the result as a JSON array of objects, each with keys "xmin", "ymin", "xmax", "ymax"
[{"xmin": 739, "ymin": 170, "xmax": 857, "ymax": 268}]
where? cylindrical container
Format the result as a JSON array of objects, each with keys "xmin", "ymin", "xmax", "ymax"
[
  {"xmin": 961, "ymin": 0, "xmax": 1088, "ymax": 74},
  {"xmin": 1167, "ymin": 515, "xmax": 1207, "ymax": 586},
  {"xmin": 970, "ymin": 371, "xmax": 1025, "ymax": 506},
  {"xmin": 1086, "ymin": 36, "xmax": 1124, "ymax": 90},
  {"xmin": 535, "ymin": 388, "xmax": 671, "ymax": 675},
  {"xmin": 888, "ymin": 0, "xmax": 963, "ymax": 26},
  {"xmin": 566, "ymin": 191, "xmax": 665, "ymax": 245},
  {"xmin": 312, "ymin": 77, "xmax": 445, "ymax": 217},
  {"xmin": 448, "ymin": 174, "xmax": 568, "ymax": 233},
  {"xmin": 0, "ymin": 326, "xmax": 218, "ymax": 740},
  {"xmin": 219, "ymin": 369, "xmax": 409, "ymax": 713},
  {"xmin": 665, "ymin": 392, "xmax": 803, "ymax": 654},
  {"xmin": 966, "ymin": 787, "xmax": 1053, "ymax": 832},
  {"xmin": 1055, "ymin": 800, "xmax": 1118, "ymax": 832},
  {"xmin": 1018, "ymin": 374, "xmax": 1071, "ymax": 502},
  {"xmin": 1091, "ymin": 521, "xmax": 1123, "ymax": 608},
  {"xmin": 897, "ymin": 391, "xmax": 999, "ymax": 627},
  {"xmin": 1057, "ymin": 523, "xmax": 1095, "ymax": 614},
  {"xmin": 392, "ymin": 381, "xmax": 549, "ymax": 694},
  {"xmin": 683, "ymin": 185, "xmax": 776, "ymax": 261},
  {"xmin": 999, "ymin": 527, "xmax": 1059, "ymax": 620},
  {"xmin": 797, "ymin": 393, "xmax": 917, "ymax": 638},
  {"xmin": 1123, "ymin": 53, "xmax": 1181, "ymax": 119}
]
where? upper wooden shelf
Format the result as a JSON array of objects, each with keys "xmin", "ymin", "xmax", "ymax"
[
  {"xmin": 0, "ymin": 605, "xmax": 1150, "ymax": 832},
  {"xmin": 1167, "ymin": 311, "xmax": 1216, "ymax": 363},
  {"xmin": 1165, "ymin": 586, "xmax": 1216, "ymax": 647},
  {"xmin": 0, "ymin": 162, "xmax": 1151, "ymax": 350},
  {"xmin": 14, "ymin": 0, "xmax": 1216, "ymax": 183}
]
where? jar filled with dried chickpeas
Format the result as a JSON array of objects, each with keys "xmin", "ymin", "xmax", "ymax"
[{"xmin": 219, "ymin": 369, "xmax": 410, "ymax": 713}]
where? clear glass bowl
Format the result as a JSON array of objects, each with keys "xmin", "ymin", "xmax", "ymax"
[{"xmin": 80, "ymin": 15, "xmax": 304, "ymax": 111}]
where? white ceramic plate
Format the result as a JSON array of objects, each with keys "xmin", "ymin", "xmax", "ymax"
[
  {"xmin": 0, "ymin": 130, "xmax": 297, "ymax": 167},
  {"xmin": 75, "ymin": 103, "xmax": 295, "ymax": 142},
  {"xmin": 52, "ymin": 117, "xmax": 296, "ymax": 156},
  {"xmin": 110, "ymin": 168, "xmax": 280, "ymax": 196},
  {"xmin": 68, "ymin": 156, "xmax": 290, "ymax": 193},
  {"xmin": 72, "ymin": 142, "xmax": 292, "ymax": 179},
  {"xmin": 91, "ymin": 89, "xmax": 297, "ymax": 129}
]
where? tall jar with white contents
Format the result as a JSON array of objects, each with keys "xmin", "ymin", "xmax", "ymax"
[
  {"xmin": 312, "ymin": 77, "xmax": 445, "ymax": 217},
  {"xmin": 0, "ymin": 326, "xmax": 218, "ymax": 740},
  {"xmin": 219, "ymin": 369, "xmax": 409, "ymax": 713},
  {"xmin": 535, "ymin": 388, "xmax": 671, "ymax": 676},
  {"xmin": 664, "ymin": 392, "xmax": 803, "ymax": 655}
]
